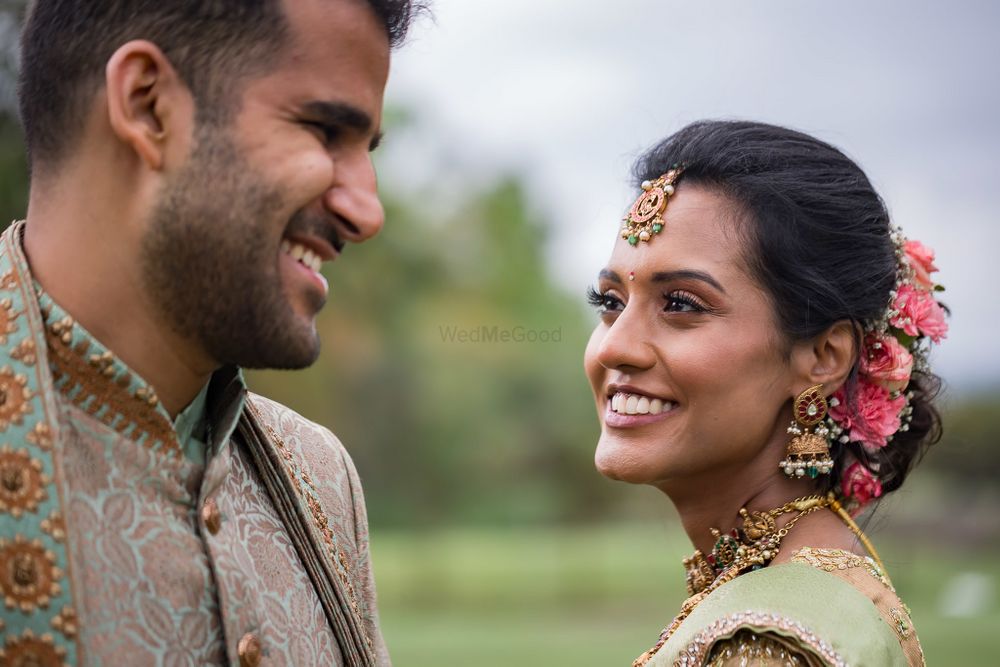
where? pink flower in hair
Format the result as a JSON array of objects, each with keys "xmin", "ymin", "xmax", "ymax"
[
  {"xmin": 829, "ymin": 379, "xmax": 906, "ymax": 450},
  {"xmin": 841, "ymin": 462, "xmax": 883, "ymax": 513},
  {"xmin": 860, "ymin": 333, "xmax": 913, "ymax": 393},
  {"xmin": 904, "ymin": 240, "xmax": 939, "ymax": 289},
  {"xmin": 890, "ymin": 284, "xmax": 948, "ymax": 342}
]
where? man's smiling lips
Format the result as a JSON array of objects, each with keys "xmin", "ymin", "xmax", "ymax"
[{"xmin": 280, "ymin": 235, "xmax": 336, "ymax": 295}]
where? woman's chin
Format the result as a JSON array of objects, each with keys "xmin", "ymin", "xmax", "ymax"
[{"xmin": 594, "ymin": 441, "xmax": 662, "ymax": 485}]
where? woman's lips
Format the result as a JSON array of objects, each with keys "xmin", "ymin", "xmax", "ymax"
[
  {"xmin": 603, "ymin": 391, "xmax": 679, "ymax": 428},
  {"xmin": 609, "ymin": 392, "xmax": 676, "ymax": 415}
]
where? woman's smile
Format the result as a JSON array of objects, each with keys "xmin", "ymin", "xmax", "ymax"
[
  {"xmin": 603, "ymin": 383, "xmax": 680, "ymax": 427},
  {"xmin": 603, "ymin": 395, "xmax": 680, "ymax": 427}
]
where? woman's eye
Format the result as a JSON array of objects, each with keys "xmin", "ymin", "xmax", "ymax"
[
  {"xmin": 664, "ymin": 291, "xmax": 708, "ymax": 313},
  {"xmin": 586, "ymin": 287, "xmax": 623, "ymax": 314}
]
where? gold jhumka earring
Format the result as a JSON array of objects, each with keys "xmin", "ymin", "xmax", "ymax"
[{"xmin": 779, "ymin": 384, "xmax": 834, "ymax": 479}]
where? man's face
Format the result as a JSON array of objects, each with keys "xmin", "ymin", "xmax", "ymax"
[{"xmin": 141, "ymin": 0, "xmax": 390, "ymax": 369}]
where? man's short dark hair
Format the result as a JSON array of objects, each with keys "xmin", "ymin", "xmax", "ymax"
[{"xmin": 18, "ymin": 0, "xmax": 421, "ymax": 169}]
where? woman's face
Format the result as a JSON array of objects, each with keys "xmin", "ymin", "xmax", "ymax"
[{"xmin": 584, "ymin": 185, "xmax": 796, "ymax": 489}]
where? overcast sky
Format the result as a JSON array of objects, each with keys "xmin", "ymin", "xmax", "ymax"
[{"xmin": 380, "ymin": 0, "xmax": 1000, "ymax": 393}]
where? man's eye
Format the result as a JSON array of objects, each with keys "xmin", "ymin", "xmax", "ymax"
[{"xmin": 304, "ymin": 122, "xmax": 340, "ymax": 144}]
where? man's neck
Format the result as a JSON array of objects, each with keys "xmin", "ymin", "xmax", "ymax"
[{"xmin": 23, "ymin": 177, "xmax": 215, "ymax": 417}]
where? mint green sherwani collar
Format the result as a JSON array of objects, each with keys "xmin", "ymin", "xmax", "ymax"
[
  {"xmin": 174, "ymin": 381, "xmax": 210, "ymax": 465},
  {"xmin": 34, "ymin": 282, "xmax": 246, "ymax": 468}
]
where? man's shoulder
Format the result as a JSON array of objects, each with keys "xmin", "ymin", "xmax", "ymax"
[
  {"xmin": 246, "ymin": 391, "xmax": 354, "ymax": 475},
  {"xmin": 246, "ymin": 392, "xmax": 370, "ymax": 547}
]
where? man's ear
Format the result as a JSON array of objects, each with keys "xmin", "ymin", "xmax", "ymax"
[
  {"xmin": 789, "ymin": 320, "xmax": 858, "ymax": 396},
  {"xmin": 105, "ymin": 40, "xmax": 192, "ymax": 171}
]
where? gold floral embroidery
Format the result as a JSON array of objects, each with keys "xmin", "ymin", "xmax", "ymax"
[
  {"xmin": 10, "ymin": 338, "xmax": 38, "ymax": 366},
  {"xmin": 890, "ymin": 606, "xmax": 913, "ymax": 639},
  {"xmin": 40, "ymin": 510, "xmax": 66, "ymax": 543},
  {"xmin": 0, "ymin": 226, "xmax": 72, "ymax": 661},
  {"xmin": 248, "ymin": 401, "xmax": 372, "ymax": 652},
  {"xmin": 0, "ymin": 366, "xmax": 33, "ymax": 432},
  {"xmin": 0, "ymin": 445, "xmax": 49, "ymax": 517},
  {"xmin": 25, "ymin": 422, "xmax": 53, "ymax": 451},
  {"xmin": 48, "ymin": 316, "xmax": 72, "ymax": 346},
  {"xmin": 86, "ymin": 350, "xmax": 113, "ymax": 378},
  {"xmin": 0, "ymin": 536, "xmax": 62, "ymax": 612},
  {"xmin": 0, "ymin": 298, "xmax": 19, "ymax": 345},
  {"xmin": 706, "ymin": 630, "xmax": 810, "ymax": 666},
  {"xmin": 50, "ymin": 605, "xmax": 79, "ymax": 640},
  {"xmin": 673, "ymin": 611, "xmax": 846, "ymax": 667},
  {"xmin": 0, "ymin": 271, "xmax": 17, "ymax": 291},
  {"xmin": 0, "ymin": 629, "xmax": 69, "ymax": 667},
  {"xmin": 44, "ymin": 327, "xmax": 178, "ymax": 459},
  {"xmin": 791, "ymin": 547, "xmax": 893, "ymax": 591},
  {"xmin": 134, "ymin": 385, "xmax": 161, "ymax": 408}
]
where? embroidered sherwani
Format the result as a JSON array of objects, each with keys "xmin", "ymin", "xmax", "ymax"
[{"xmin": 0, "ymin": 222, "xmax": 389, "ymax": 666}]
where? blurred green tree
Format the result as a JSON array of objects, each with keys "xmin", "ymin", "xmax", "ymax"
[{"xmin": 250, "ymin": 172, "xmax": 615, "ymax": 527}]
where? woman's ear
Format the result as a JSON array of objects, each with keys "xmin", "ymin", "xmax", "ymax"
[
  {"xmin": 104, "ymin": 40, "xmax": 192, "ymax": 171},
  {"xmin": 790, "ymin": 320, "xmax": 858, "ymax": 395}
]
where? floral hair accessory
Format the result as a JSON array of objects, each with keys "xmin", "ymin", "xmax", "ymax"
[
  {"xmin": 840, "ymin": 461, "xmax": 883, "ymax": 515},
  {"xmin": 825, "ymin": 227, "xmax": 947, "ymax": 511},
  {"xmin": 620, "ymin": 165, "xmax": 684, "ymax": 246}
]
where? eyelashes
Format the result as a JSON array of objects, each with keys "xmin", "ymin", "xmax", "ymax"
[
  {"xmin": 664, "ymin": 290, "xmax": 709, "ymax": 313},
  {"xmin": 586, "ymin": 286, "xmax": 710, "ymax": 315},
  {"xmin": 586, "ymin": 286, "xmax": 622, "ymax": 313}
]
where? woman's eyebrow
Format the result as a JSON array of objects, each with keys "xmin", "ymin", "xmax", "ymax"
[
  {"xmin": 598, "ymin": 269, "xmax": 622, "ymax": 284},
  {"xmin": 650, "ymin": 269, "xmax": 726, "ymax": 294}
]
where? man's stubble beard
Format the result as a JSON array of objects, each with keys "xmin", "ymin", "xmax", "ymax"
[{"xmin": 140, "ymin": 125, "xmax": 324, "ymax": 370}]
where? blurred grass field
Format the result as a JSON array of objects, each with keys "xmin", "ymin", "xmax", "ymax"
[{"xmin": 372, "ymin": 525, "xmax": 997, "ymax": 666}]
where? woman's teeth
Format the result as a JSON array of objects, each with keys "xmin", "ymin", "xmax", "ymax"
[
  {"xmin": 281, "ymin": 239, "xmax": 323, "ymax": 273},
  {"xmin": 610, "ymin": 392, "xmax": 676, "ymax": 415}
]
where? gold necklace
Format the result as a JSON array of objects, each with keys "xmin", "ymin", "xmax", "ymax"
[{"xmin": 633, "ymin": 494, "xmax": 834, "ymax": 667}]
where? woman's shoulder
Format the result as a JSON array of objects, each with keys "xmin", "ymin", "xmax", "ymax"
[
  {"xmin": 782, "ymin": 548, "xmax": 923, "ymax": 664},
  {"xmin": 649, "ymin": 547, "xmax": 924, "ymax": 666},
  {"xmin": 788, "ymin": 546, "xmax": 893, "ymax": 591}
]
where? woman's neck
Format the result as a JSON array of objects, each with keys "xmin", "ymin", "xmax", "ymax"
[
  {"xmin": 663, "ymin": 454, "xmax": 830, "ymax": 553},
  {"xmin": 667, "ymin": 473, "xmax": 865, "ymax": 563}
]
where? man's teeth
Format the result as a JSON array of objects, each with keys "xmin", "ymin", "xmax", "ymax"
[
  {"xmin": 610, "ymin": 392, "xmax": 676, "ymax": 415},
  {"xmin": 281, "ymin": 240, "xmax": 323, "ymax": 273}
]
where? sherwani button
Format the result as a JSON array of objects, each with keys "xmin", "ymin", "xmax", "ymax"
[
  {"xmin": 238, "ymin": 632, "xmax": 262, "ymax": 667},
  {"xmin": 201, "ymin": 498, "xmax": 222, "ymax": 535}
]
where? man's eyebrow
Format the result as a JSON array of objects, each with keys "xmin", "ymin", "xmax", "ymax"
[
  {"xmin": 650, "ymin": 269, "xmax": 727, "ymax": 294},
  {"xmin": 598, "ymin": 269, "xmax": 622, "ymax": 284},
  {"xmin": 301, "ymin": 100, "xmax": 380, "ymax": 147}
]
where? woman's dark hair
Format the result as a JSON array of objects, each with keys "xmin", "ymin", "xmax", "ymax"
[{"xmin": 633, "ymin": 120, "xmax": 942, "ymax": 497}]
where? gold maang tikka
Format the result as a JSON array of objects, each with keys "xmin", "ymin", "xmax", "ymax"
[
  {"xmin": 779, "ymin": 384, "xmax": 835, "ymax": 479},
  {"xmin": 621, "ymin": 165, "xmax": 684, "ymax": 246}
]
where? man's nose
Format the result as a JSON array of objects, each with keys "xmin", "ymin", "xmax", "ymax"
[{"xmin": 324, "ymin": 154, "xmax": 385, "ymax": 243}]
